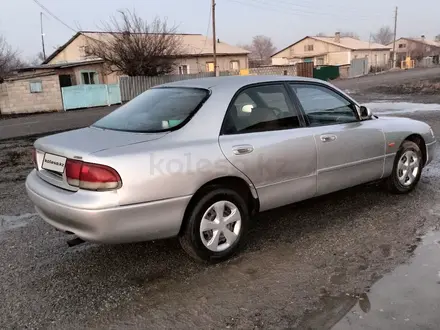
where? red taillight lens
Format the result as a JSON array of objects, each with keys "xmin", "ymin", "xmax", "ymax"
[
  {"xmin": 32, "ymin": 149, "xmax": 37, "ymax": 168},
  {"xmin": 65, "ymin": 159, "xmax": 122, "ymax": 191}
]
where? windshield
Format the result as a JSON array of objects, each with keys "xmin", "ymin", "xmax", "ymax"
[{"xmin": 93, "ymin": 87, "xmax": 209, "ymax": 132}]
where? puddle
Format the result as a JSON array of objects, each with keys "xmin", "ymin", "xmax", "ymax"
[
  {"xmin": 362, "ymin": 102, "xmax": 440, "ymax": 115},
  {"xmin": 296, "ymin": 230, "xmax": 440, "ymax": 329},
  {"xmin": 330, "ymin": 230, "xmax": 440, "ymax": 330},
  {"xmin": 0, "ymin": 213, "xmax": 37, "ymax": 233}
]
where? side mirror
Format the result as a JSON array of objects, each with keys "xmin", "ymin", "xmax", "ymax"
[{"xmin": 359, "ymin": 106, "xmax": 372, "ymax": 120}]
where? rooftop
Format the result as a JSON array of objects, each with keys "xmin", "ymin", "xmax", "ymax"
[{"xmin": 43, "ymin": 31, "xmax": 249, "ymax": 64}]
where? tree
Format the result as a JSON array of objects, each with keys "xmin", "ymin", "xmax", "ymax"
[
  {"xmin": 86, "ymin": 10, "xmax": 183, "ymax": 76},
  {"xmin": 435, "ymin": 35, "xmax": 440, "ymax": 42},
  {"xmin": 239, "ymin": 35, "xmax": 276, "ymax": 67},
  {"xmin": 0, "ymin": 35, "xmax": 22, "ymax": 83},
  {"xmin": 315, "ymin": 31, "xmax": 359, "ymax": 39},
  {"xmin": 372, "ymin": 26, "xmax": 393, "ymax": 45},
  {"xmin": 340, "ymin": 31, "xmax": 360, "ymax": 40},
  {"xmin": 30, "ymin": 52, "xmax": 45, "ymax": 66}
]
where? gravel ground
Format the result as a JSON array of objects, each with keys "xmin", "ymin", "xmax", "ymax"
[{"xmin": 1, "ymin": 107, "xmax": 440, "ymax": 329}]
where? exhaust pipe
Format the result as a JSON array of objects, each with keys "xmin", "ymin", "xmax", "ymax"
[{"xmin": 67, "ymin": 237, "xmax": 85, "ymax": 247}]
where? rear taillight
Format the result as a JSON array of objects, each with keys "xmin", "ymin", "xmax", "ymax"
[
  {"xmin": 32, "ymin": 149, "xmax": 37, "ymax": 168},
  {"xmin": 65, "ymin": 159, "xmax": 122, "ymax": 191}
]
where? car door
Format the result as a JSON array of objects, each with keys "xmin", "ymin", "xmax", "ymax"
[
  {"xmin": 219, "ymin": 83, "xmax": 317, "ymax": 211},
  {"xmin": 289, "ymin": 83, "xmax": 385, "ymax": 196}
]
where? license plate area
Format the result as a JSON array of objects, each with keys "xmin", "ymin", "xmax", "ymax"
[{"xmin": 42, "ymin": 153, "xmax": 67, "ymax": 173}]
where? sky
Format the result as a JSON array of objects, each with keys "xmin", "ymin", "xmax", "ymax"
[{"xmin": 0, "ymin": 0, "xmax": 439, "ymax": 61}]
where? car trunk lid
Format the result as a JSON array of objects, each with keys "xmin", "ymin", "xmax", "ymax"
[{"xmin": 34, "ymin": 127, "xmax": 167, "ymax": 191}]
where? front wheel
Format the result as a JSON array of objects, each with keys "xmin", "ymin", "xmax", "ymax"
[
  {"xmin": 179, "ymin": 188, "xmax": 249, "ymax": 262},
  {"xmin": 386, "ymin": 140, "xmax": 423, "ymax": 194}
]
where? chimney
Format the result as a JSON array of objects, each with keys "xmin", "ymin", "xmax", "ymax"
[
  {"xmin": 421, "ymin": 35, "xmax": 426, "ymax": 41},
  {"xmin": 335, "ymin": 32, "xmax": 341, "ymax": 43}
]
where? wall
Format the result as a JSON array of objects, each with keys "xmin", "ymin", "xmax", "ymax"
[
  {"xmin": 272, "ymin": 37, "xmax": 347, "ymax": 64},
  {"xmin": 327, "ymin": 51, "xmax": 351, "ymax": 65},
  {"xmin": 0, "ymin": 74, "xmax": 63, "ymax": 114},
  {"xmin": 173, "ymin": 54, "xmax": 248, "ymax": 74},
  {"xmin": 352, "ymin": 49, "xmax": 390, "ymax": 66},
  {"xmin": 0, "ymin": 83, "xmax": 10, "ymax": 114},
  {"xmin": 49, "ymin": 34, "xmax": 90, "ymax": 64}
]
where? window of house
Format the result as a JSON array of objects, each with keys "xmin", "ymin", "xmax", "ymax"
[
  {"xmin": 29, "ymin": 81, "xmax": 43, "ymax": 93},
  {"xmin": 290, "ymin": 84, "xmax": 357, "ymax": 126},
  {"xmin": 206, "ymin": 62, "xmax": 215, "ymax": 72},
  {"xmin": 304, "ymin": 44, "xmax": 314, "ymax": 52},
  {"xmin": 398, "ymin": 43, "xmax": 406, "ymax": 48},
  {"xmin": 230, "ymin": 60, "xmax": 240, "ymax": 71},
  {"xmin": 179, "ymin": 65, "xmax": 189, "ymax": 75},
  {"xmin": 222, "ymin": 84, "xmax": 300, "ymax": 134},
  {"xmin": 316, "ymin": 57, "xmax": 325, "ymax": 65},
  {"xmin": 81, "ymin": 71, "xmax": 97, "ymax": 84}
]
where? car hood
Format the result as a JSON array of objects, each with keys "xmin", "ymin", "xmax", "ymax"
[{"xmin": 34, "ymin": 127, "xmax": 168, "ymax": 158}]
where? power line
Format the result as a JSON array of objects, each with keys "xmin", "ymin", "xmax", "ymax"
[
  {"xmin": 226, "ymin": 0, "xmax": 390, "ymax": 21},
  {"xmin": 32, "ymin": 0, "xmax": 77, "ymax": 33},
  {"xmin": 199, "ymin": 3, "xmax": 212, "ymax": 55},
  {"xmin": 259, "ymin": 0, "xmax": 390, "ymax": 17}
]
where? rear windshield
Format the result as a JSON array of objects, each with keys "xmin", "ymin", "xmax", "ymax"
[{"xmin": 93, "ymin": 87, "xmax": 209, "ymax": 133}]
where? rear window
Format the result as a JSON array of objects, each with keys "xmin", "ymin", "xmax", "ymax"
[{"xmin": 93, "ymin": 87, "xmax": 209, "ymax": 132}]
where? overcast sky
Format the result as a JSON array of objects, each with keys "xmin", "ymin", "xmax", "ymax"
[{"xmin": 1, "ymin": 0, "xmax": 438, "ymax": 61}]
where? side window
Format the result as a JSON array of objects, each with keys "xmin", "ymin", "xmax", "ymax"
[
  {"xmin": 223, "ymin": 84, "xmax": 301, "ymax": 134},
  {"xmin": 290, "ymin": 84, "xmax": 357, "ymax": 126}
]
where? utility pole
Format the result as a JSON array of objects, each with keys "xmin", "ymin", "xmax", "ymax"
[
  {"xmin": 392, "ymin": 6, "xmax": 398, "ymax": 68},
  {"xmin": 211, "ymin": 0, "xmax": 218, "ymax": 76},
  {"xmin": 40, "ymin": 12, "xmax": 46, "ymax": 61}
]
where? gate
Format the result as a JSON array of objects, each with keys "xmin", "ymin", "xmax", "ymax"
[
  {"xmin": 349, "ymin": 58, "xmax": 369, "ymax": 78},
  {"xmin": 296, "ymin": 62, "xmax": 314, "ymax": 78},
  {"xmin": 61, "ymin": 84, "xmax": 121, "ymax": 110}
]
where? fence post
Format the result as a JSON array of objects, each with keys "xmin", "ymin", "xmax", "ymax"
[{"xmin": 106, "ymin": 84, "xmax": 110, "ymax": 106}]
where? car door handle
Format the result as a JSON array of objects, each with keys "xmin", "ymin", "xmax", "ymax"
[
  {"xmin": 320, "ymin": 134, "xmax": 337, "ymax": 142},
  {"xmin": 232, "ymin": 145, "xmax": 254, "ymax": 155}
]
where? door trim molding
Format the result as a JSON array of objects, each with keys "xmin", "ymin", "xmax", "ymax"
[{"xmin": 318, "ymin": 155, "xmax": 385, "ymax": 174}]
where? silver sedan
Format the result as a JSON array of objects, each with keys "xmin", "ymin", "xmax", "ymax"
[{"xmin": 26, "ymin": 76, "xmax": 436, "ymax": 262}]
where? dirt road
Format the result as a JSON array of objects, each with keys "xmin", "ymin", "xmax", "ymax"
[{"xmin": 1, "ymin": 109, "xmax": 440, "ymax": 329}]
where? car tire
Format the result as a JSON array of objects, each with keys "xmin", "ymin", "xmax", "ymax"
[
  {"xmin": 386, "ymin": 140, "xmax": 423, "ymax": 194},
  {"xmin": 179, "ymin": 187, "xmax": 250, "ymax": 263}
]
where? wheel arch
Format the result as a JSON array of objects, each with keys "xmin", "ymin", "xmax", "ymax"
[
  {"xmin": 403, "ymin": 134, "xmax": 426, "ymax": 166},
  {"xmin": 179, "ymin": 176, "xmax": 259, "ymax": 235}
]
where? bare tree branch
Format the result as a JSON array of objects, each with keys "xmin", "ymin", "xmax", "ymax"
[
  {"xmin": 340, "ymin": 31, "xmax": 360, "ymax": 40},
  {"xmin": 240, "ymin": 35, "xmax": 276, "ymax": 67},
  {"xmin": 0, "ymin": 35, "xmax": 23, "ymax": 83},
  {"xmin": 86, "ymin": 10, "xmax": 183, "ymax": 76},
  {"xmin": 372, "ymin": 26, "xmax": 393, "ymax": 45},
  {"xmin": 316, "ymin": 31, "xmax": 359, "ymax": 39}
]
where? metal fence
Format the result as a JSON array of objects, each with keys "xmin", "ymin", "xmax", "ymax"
[
  {"xmin": 120, "ymin": 64, "xmax": 306, "ymax": 102},
  {"xmin": 119, "ymin": 72, "xmax": 214, "ymax": 102}
]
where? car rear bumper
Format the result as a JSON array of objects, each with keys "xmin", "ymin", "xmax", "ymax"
[{"xmin": 25, "ymin": 170, "xmax": 191, "ymax": 244}]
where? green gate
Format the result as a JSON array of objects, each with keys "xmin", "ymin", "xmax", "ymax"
[{"xmin": 313, "ymin": 66, "xmax": 340, "ymax": 81}]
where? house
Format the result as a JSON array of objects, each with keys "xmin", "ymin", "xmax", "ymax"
[
  {"xmin": 272, "ymin": 32, "xmax": 391, "ymax": 68},
  {"xmin": 387, "ymin": 36, "xmax": 440, "ymax": 65},
  {"xmin": 0, "ymin": 59, "xmax": 109, "ymax": 114},
  {"xmin": 41, "ymin": 31, "xmax": 250, "ymax": 79}
]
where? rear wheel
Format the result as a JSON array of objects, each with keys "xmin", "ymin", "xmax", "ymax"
[
  {"xmin": 386, "ymin": 140, "xmax": 422, "ymax": 194},
  {"xmin": 179, "ymin": 188, "xmax": 249, "ymax": 262}
]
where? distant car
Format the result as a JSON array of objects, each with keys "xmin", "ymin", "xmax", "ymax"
[{"xmin": 26, "ymin": 76, "xmax": 436, "ymax": 262}]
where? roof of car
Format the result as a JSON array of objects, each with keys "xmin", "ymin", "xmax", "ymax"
[{"xmin": 159, "ymin": 75, "xmax": 320, "ymax": 90}]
